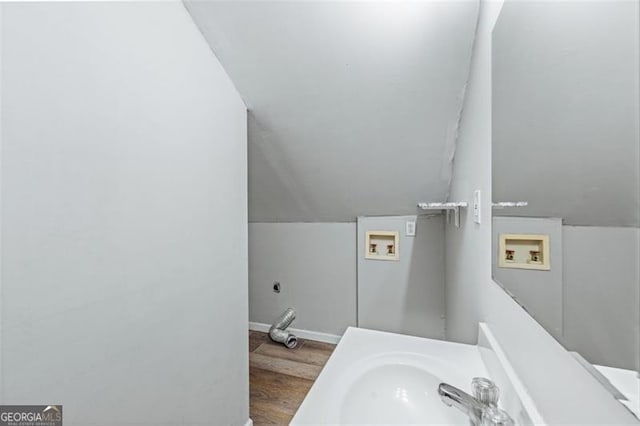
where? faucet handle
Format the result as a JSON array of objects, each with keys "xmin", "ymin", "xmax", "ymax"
[
  {"xmin": 472, "ymin": 377, "xmax": 500, "ymax": 407},
  {"xmin": 481, "ymin": 407, "xmax": 515, "ymax": 426}
]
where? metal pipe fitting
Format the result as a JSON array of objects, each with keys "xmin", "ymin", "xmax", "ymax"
[{"xmin": 269, "ymin": 308, "xmax": 298, "ymax": 349}]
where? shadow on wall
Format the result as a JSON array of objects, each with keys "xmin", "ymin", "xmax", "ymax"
[
  {"xmin": 357, "ymin": 215, "xmax": 446, "ymax": 339},
  {"xmin": 404, "ymin": 215, "xmax": 446, "ymax": 338},
  {"xmin": 248, "ymin": 112, "xmax": 319, "ymax": 222}
]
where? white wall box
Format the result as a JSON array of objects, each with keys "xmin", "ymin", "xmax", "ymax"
[
  {"xmin": 365, "ymin": 231, "xmax": 400, "ymax": 261},
  {"xmin": 498, "ymin": 234, "xmax": 550, "ymax": 270}
]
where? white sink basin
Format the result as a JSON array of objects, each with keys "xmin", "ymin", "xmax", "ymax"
[
  {"xmin": 292, "ymin": 328, "xmax": 489, "ymax": 425},
  {"xmin": 327, "ymin": 353, "xmax": 468, "ymax": 424}
]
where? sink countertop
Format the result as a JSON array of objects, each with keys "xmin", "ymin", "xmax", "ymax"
[{"xmin": 291, "ymin": 326, "xmax": 490, "ymax": 425}]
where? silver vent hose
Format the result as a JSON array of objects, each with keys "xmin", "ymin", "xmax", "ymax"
[{"xmin": 269, "ymin": 308, "xmax": 298, "ymax": 349}]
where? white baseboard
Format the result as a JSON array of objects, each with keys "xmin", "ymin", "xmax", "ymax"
[
  {"xmin": 249, "ymin": 321, "xmax": 342, "ymax": 344},
  {"xmin": 244, "ymin": 418, "xmax": 253, "ymax": 426}
]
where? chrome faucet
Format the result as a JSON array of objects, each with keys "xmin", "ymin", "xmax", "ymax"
[{"xmin": 438, "ymin": 378, "xmax": 515, "ymax": 426}]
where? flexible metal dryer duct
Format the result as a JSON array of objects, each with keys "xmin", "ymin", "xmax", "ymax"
[{"xmin": 269, "ymin": 308, "xmax": 298, "ymax": 349}]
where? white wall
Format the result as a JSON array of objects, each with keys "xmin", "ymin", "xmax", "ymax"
[
  {"xmin": 249, "ymin": 217, "xmax": 446, "ymax": 340},
  {"xmin": 186, "ymin": 1, "xmax": 479, "ymax": 222},
  {"xmin": 492, "ymin": 0, "xmax": 639, "ymax": 227},
  {"xmin": 563, "ymin": 226, "xmax": 640, "ymax": 370},
  {"xmin": 445, "ymin": 0, "xmax": 637, "ymax": 423},
  {"xmin": 357, "ymin": 215, "xmax": 445, "ymax": 339},
  {"xmin": 491, "ymin": 220, "xmax": 640, "ymax": 370},
  {"xmin": 492, "ymin": 217, "xmax": 563, "ymax": 339},
  {"xmin": 0, "ymin": 3, "xmax": 249, "ymax": 425},
  {"xmin": 493, "ymin": 219, "xmax": 639, "ymax": 370},
  {"xmin": 0, "ymin": 4, "xmax": 4, "ymax": 386},
  {"xmin": 248, "ymin": 223, "xmax": 356, "ymax": 336}
]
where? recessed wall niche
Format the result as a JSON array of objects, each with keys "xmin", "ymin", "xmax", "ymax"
[
  {"xmin": 498, "ymin": 233, "xmax": 550, "ymax": 270},
  {"xmin": 365, "ymin": 231, "xmax": 399, "ymax": 261}
]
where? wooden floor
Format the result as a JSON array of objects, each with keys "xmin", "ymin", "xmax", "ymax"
[{"xmin": 249, "ymin": 331, "xmax": 336, "ymax": 425}]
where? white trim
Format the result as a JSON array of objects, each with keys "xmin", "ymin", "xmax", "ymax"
[
  {"xmin": 249, "ymin": 321, "xmax": 342, "ymax": 344},
  {"xmin": 244, "ymin": 418, "xmax": 253, "ymax": 426},
  {"xmin": 478, "ymin": 323, "xmax": 546, "ymax": 425}
]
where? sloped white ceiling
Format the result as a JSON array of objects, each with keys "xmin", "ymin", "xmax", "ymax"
[
  {"xmin": 493, "ymin": 0, "xmax": 640, "ymax": 227},
  {"xmin": 185, "ymin": 0, "xmax": 479, "ymax": 222}
]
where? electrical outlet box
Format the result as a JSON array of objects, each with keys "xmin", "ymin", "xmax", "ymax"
[
  {"xmin": 406, "ymin": 221, "xmax": 416, "ymax": 237},
  {"xmin": 498, "ymin": 234, "xmax": 550, "ymax": 270},
  {"xmin": 365, "ymin": 231, "xmax": 399, "ymax": 261}
]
